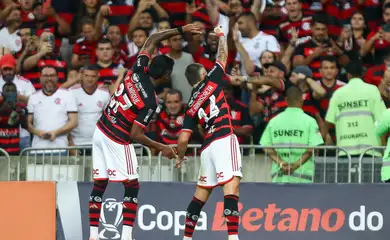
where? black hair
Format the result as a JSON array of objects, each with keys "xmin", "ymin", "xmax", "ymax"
[
  {"xmin": 345, "ymin": 60, "xmax": 363, "ymax": 78},
  {"xmin": 185, "ymin": 63, "xmax": 204, "ymax": 86},
  {"xmin": 2, "ymin": 81, "xmax": 16, "ymax": 92},
  {"xmin": 97, "ymin": 38, "xmax": 113, "ymax": 48},
  {"xmin": 286, "ymin": 85, "xmax": 303, "ymax": 105},
  {"xmin": 149, "ymin": 55, "xmax": 174, "ymax": 79},
  {"xmin": 384, "ymin": 2, "xmax": 390, "ymax": 10},
  {"xmin": 83, "ymin": 64, "xmax": 100, "ymax": 72},
  {"xmin": 167, "ymin": 89, "xmax": 183, "ymax": 101},
  {"xmin": 40, "ymin": 66, "xmax": 57, "ymax": 74},
  {"xmin": 132, "ymin": 27, "xmax": 150, "ymax": 37},
  {"xmin": 80, "ymin": 17, "xmax": 95, "ymax": 28},
  {"xmin": 312, "ymin": 13, "xmax": 328, "ymax": 26},
  {"xmin": 320, "ymin": 56, "xmax": 338, "ymax": 66}
]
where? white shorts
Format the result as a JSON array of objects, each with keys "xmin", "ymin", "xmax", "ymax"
[
  {"xmin": 197, "ymin": 134, "xmax": 243, "ymax": 188},
  {"xmin": 92, "ymin": 127, "xmax": 139, "ymax": 182}
]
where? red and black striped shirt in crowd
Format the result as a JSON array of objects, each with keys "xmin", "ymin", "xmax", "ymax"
[
  {"xmin": 0, "ymin": 105, "xmax": 26, "ymax": 155},
  {"xmin": 322, "ymin": 0, "xmax": 358, "ymax": 39},
  {"xmin": 226, "ymin": 97, "xmax": 253, "ymax": 144},
  {"xmin": 367, "ymin": 30, "xmax": 390, "ymax": 65},
  {"xmin": 260, "ymin": 14, "xmax": 286, "ymax": 37},
  {"xmin": 293, "ymin": 39, "xmax": 337, "ymax": 80},
  {"xmin": 157, "ymin": 107, "xmax": 185, "ymax": 144},
  {"xmin": 261, "ymin": 81, "xmax": 286, "ymax": 122},
  {"xmin": 278, "ymin": 14, "xmax": 312, "ymax": 45},
  {"xmin": 361, "ymin": 0, "xmax": 381, "ymax": 30},
  {"xmin": 104, "ymin": 0, "xmax": 135, "ymax": 35},
  {"xmin": 113, "ymin": 43, "xmax": 131, "ymax": 67},
  {"xmin": 182, "ymin": 62, "xmax": 233, "ymax": 151},
  {"xmin": 22, "ymin": 55, "xmax": 67, "ymax": 89},
  {"xmin": 72, "ymin": 37, "xmax": 97, "ymax": 59},
  {"xmin": 316, "ymin": 80, "xmax": 345, "ymax": 119},
  {"xmin": 20, "ymin": 10, "xmax": 36, "ymax": 29},
  {"xmin": 97, "ymin": 53, "xmax": 158, "ymax": 144},
  {"xmin": 159, "ymin": 0, "xmax": 210, "ymax": 27},
  {"xmin": 95, "ymin": 62, "xmax": 121, "ymax": 85},
  {"xmin": 316, "ymin": 79, "xmax": 345, "ymax": 141},
  {"xmin": 364, "ymin": 64, "xmax": 385, "ymax": 87},
  {"xmin": 301, "ymin": 0, "xmax": 324, "ymax": 15}
]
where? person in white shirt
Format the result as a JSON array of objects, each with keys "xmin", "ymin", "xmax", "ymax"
[
  {"xmin": 205, "ymin": 0, "xmax": 244, "ymax": 35},
  {"xmin": 236, "ymin": 12, "xmax": 280, "ymax": 76},
  {"xmin": 69, "ymin": 65, "xmax": 110, "ymax": 146},
  {"xmin": 0, "ymin": 8, "xmax": 22, "ymax": 53},
  {"xmin": 0, "ymin": 54, "xmax": 35, "ymax": 150},
  {"xmin": 27, "ymin": 66, "xmax": 78, "ymax": 148}
]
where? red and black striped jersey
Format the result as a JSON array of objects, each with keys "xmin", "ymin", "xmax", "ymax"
[
  {"xmin": 367, "ymin": 31, "xmax": 390, "ymax": 65},
  {"xmin": 22, "ymin": 55, "xmax": 67, "ymax": 89},
  {"xmin": 182, "ymin": 62, "xmax": 233, "ymax": 150},
  {"xmin": 95, "ymin": 62, "xmax": 121, "ymax": 85},
  {"xmin": 226, "ymin": 97, "xmax": 252, "ymax": 144},
  {"xmin": 97, "ymin": 53, "xmax": 158, "ymax": 144},
  {"xmin": 20, "ymin": 10, "xmax": 36, "ymax": 29},
  {"xmin": 157, "ymin": 106, "xmax": 185, "ymax": 144},
  {"xmin": 72, "ymin": 38, "xmax": 97, "ymax": 59},
  {"xmin": 364, "ymin": 64, "xmax": 385, "ymax": 87},
  {"xmin": 0, "ymin": 105, "xmax": 25, "ymax": 155},
  {"xmin": 278, "ymin": 14, "xmax": 312, "ymax": 45},
  {"xmin": 262, "ymin": 82, "xmax": 286, "ymax": 122},
  {"xmin": 104, "ymin": 0, "xmax": 135, "ymax": 35},
  {"xmin": 159, "ymin": 0, "xmax": 210, "ymax": 27},
  {"xmin": 316, "ymin": 79, "xmax": 345, "ymax": 119},
  {"xmin": 362, "ymin": 0, "xmax": 382, "ymax": 30},
  {"xmin": 260, "ymin": 14, "xmax": 286, "ymax": 37},
  {"xmin": 323, "ymin": 0, "xmax": 358, "ymax": 39},
  {"xmin": 293, "ymin": 39, "xmax": 337, "ymax": 80}
]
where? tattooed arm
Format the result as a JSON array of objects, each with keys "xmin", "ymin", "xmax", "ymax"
[
  {"xmin": 140, "ymin": 24, "xmax": 200, "ymax": 56},
  {"xmin": 214, "ymin": 26, "xmax": 228, "ymax": 68}
]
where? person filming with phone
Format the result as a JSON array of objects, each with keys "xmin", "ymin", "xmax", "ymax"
[{"xmin": 0, "ymin": 82, "xmax": 27, "ymax": 155}]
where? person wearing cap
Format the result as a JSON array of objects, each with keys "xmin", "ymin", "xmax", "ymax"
[
  {"xmin": 260, "ymin": 85, "xmax": 324, "ymax": 183},
  {"xmin": 326, "ymin": 60, "xmax": 386, "ymax": 182}
]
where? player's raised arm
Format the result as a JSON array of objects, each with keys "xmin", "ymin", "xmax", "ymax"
[
  {"xmin": 214, "ymin": 26, "xmax": 228, "ymax": 69},
  {"xmin": 140, "ymin": 24, "xmax": 201, "ymax": 56}
]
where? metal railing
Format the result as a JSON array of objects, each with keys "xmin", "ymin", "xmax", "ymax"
[
  {"xmin": 157, "ymin": 144, "xmax": 357, "ymax": 183},
  {"xmin": 18, "ymin": 145, "xmax": 152, "ymax": 181},
  {"xmin": 0, "ymin": 148, "xmax": 11, "ymax": 181},
  {"xmin": 0, "ymin": 144, "xmax": 387, "ymax": 183}
]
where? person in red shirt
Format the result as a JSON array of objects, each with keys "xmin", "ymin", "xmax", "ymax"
[
  {"xmin": 364, "ymin": 53, "xmax": 390, "ymax": 86},
  {"xmin": 94, "ymin": 38, "xmax": 122, "ymax": 87},
  {"xmin": 106, "ymin": 25, "xmax": 131, "ymax": 67},
  {"xmin": 361, "ymin": 3, "xmax": 390, "ymax": 65},
  {"xmin": 71, "ymin": 19, "xmax": 97, "ymax": 69}
]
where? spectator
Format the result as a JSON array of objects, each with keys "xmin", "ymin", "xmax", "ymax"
[
  {"xmin": 378, "ymin": 69, "xmax": 390, "ymax": 108},
  {"xmin": 105, "ymin": 25, "xmax": 131, "ymax": 67},
  {"xmin": 69, "ymin": 65, "xmax": 110, "ymax": 146},
  {"xmin": 278, "ymin": 0, "xmax": 312, "ymax": 50},
  {"xmin": 19, "ymin": 0, "xmax": 36, "ymax": 29},
  {"xmin": 338, "ymin": 12, "xmax": 372, "ymax": 65},
  {"xmin": 31, "ymin": 0, "xmax": 70, "ymax": 50},
  {"xmin": 156, "ymin": 89, "xmax": 186, "ymax": 145},
  {"xmin": 190, "ymin": 31, "xmax": 220, "ymax": 72},
  {"xmin": 205, "ymin": 0, "xmax": 243, "ymax": 35},
  {"xmin": 236, "ymin": 12, "xmax": 280, "ymax": 76},
  {"xmin": 127, "ymin": 1, "xmax": 168, "ymax": 36},
  {"xmin": 16, "ymin": 29, "xmax": 38, "ymax": 74},
  {"xmin": 156, "ymin": 18, "xmax": 171, "ymax": 54},
  {"xmin": 325, "ymin": 60, "xmax": 385, "ymax": 158},
  {"xmin": 166, "ymin": 35, "xmax": 194, "ymax": 102},
  {"xmin": 0, "ymin": 82, "xmax": 27, "ymax": 155},
  {"xmin": 0, "ymin": 1, "xmax": 19, "ymax": 22},
  {"xmin": 224, "ymin": 86, "xmax": 253, "ymax": 145},
  {"xmin": 293, "ymin": 14, "xmax": 349, "ymax": 80},
  {"xmin": 361, "ymin": 3, "xmax": 390, "ymax": 65},
  {"xmin": 364, "ymin": 53, "xmax": 390, "ymax": 86},
  {"xmin": 93, "ymin": 38, "xmax": 122, "ymax": 86},
  {"xmin": 127, "ymin": 27, "xmax": 148, "ymax": 59},
  {"xmin": 257, "ymin": 0, "xmax": 287, "ymax": 36},
  {"xmin": 27, "ymin": 66, "xmax": 78, "ymax": 148},
  {"xmin": 71, "ymin": 18, "xmax": 97, "ymax": 69},
  {"xmin": 22, "ymin": 31, "xmax": 67, "ymax": 89},
  {"xmin": 260, "ymin": 85, "xmax": 323, "ymax": 183},
  {"xmin": 103, "ymin": 0, "xmax": 135, "ymax": 35},
  {"xmin": 70, "ymin": 0, "xmax": 101, "ymax": 41},
  {"xmin": 0, "ymin": 8, "xmax": 22, "ymax": 53},
  {"xmin": 0, "ymin": 54, "xmax": 35, "ymax": 150}
]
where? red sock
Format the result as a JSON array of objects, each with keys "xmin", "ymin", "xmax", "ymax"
[
  {"xmin": 224, "ymin": 195, "xmax": 239, "ymax": 235},
  {"xmin": 123, "ymin": 180, "xmax": 139, "ymax": 227},
  {"xmin": 89, "ymin": 182, "xmax": 107, "ymax": 227}
]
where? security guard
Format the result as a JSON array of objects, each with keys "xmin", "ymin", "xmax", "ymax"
[
  {"xmin": 375, "ymin": 109, "xmax": 390, "ymax": 182},
  {"xmin": 260, "ymin": 85, "xmax": 324, "ymax": 183}
]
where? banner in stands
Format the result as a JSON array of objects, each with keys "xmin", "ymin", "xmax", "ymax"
[{"xmin": 57, "ymin": 182, "xmax": 389, "ymax": 240}]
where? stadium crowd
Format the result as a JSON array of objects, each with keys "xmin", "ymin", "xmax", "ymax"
[{"xmin": 0, "ymin": 0, "xmax": 389, "ymax": 162}]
